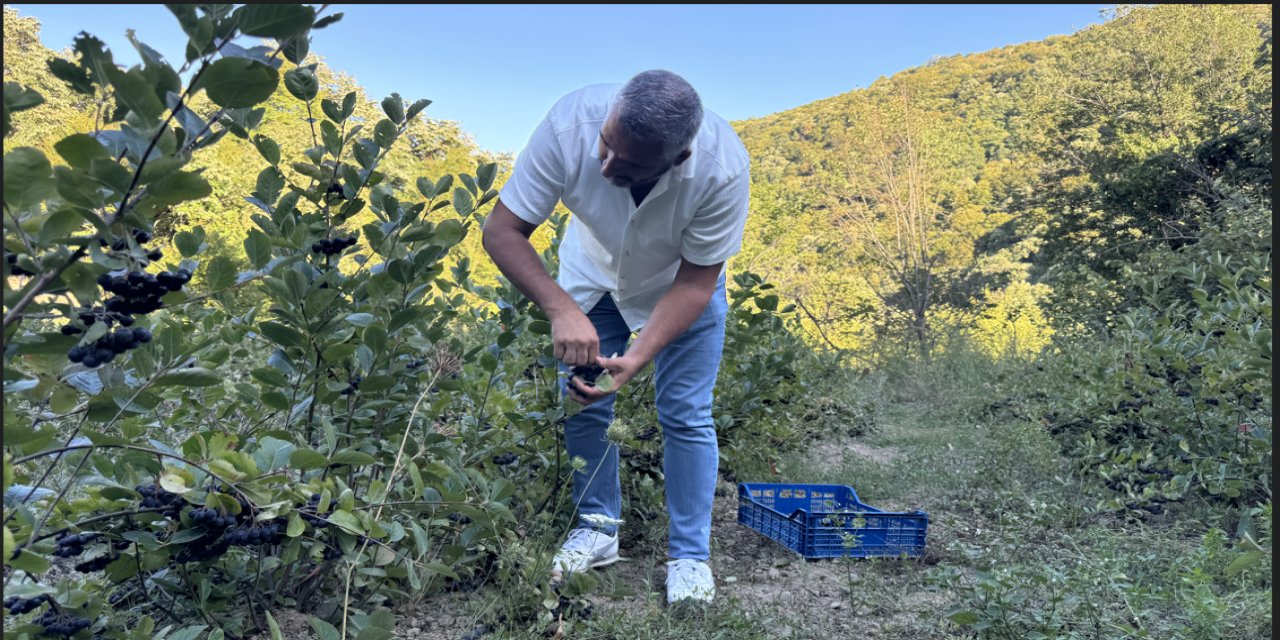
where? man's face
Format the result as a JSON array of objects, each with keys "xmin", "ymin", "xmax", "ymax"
[{"xmin": 597, "ymin": 111, "xmax": 678, "ymax": 189}]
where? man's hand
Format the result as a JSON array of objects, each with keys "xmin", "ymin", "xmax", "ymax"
[
  {"xmin": 551, "ymin": 307, "xmax": 599, "ymax": 367},
  {"xmin": 567, "ymin": 353, "xmax": 645, "ymax": 405}
]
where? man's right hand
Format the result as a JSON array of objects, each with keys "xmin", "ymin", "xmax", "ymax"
[{"xmin": 550, "ymin": 307, "xmax": 599, "ymax": 366}]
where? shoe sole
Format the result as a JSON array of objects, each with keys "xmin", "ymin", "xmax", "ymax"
[{"xmin": 550, "ymin": 553, "xmax": 621, "ymax": 579}]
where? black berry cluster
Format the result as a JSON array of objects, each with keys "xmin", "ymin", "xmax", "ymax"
[
  {"xmin": 300, "ymin": 494, "xmax": 330, "ymax": 529},
  {"xmin": 491, "ymin": 453, "xmax": 517, "ymax": 466},
  {"xmin": 406, "ymin": 358, "xmax": 426, "ymax": 370},
  {"xmin": 323, "ymin": 545, "xmax": 343, "ymax": 560},
  {"xmin": 173, "ymin": 536, "xmax": 230, "ymax": 563},
  {"xmin": 99, "ymin": 268, "xmax": 190, "ymax": 315},
  {"xmin": 32, "ymin": 610, "xmax": 92, "ymax": 637},
  {"xmin": 224, "ymin": 522, "xmax": 283, "ymax": 547},
  {"xmin": 6, "ymin": 251, "xmax": 34, "ymax": 276},
  {"xmin": 66, "ymin": 327, "xmax": 153, "ymax": 368},
  {"xmin": 339, "ymin": 375, "xmax": 362, "ymax": 396},
  {"xmin": 103, "ymin": 228, "xmax": 160, "ymax": 259},
  {"xmin": 190, "ymin": 507, "xmax": 236, "ymax": 530},
  {"xmin": 74, "ymin": 553, "xmax": 118, "ymax": 573},
  {"xmin": 312, "ymin": 235, "xmax": 358, "ymax": 256},
  {"xmin": 53, "ymin": 532, "xmax": 99, "ymax": 558},
  {"xmin": 137, "ymin": 484, "xmax": 184, "ymax": 518},
  {"xmin": 4, "ymin": 593, "xmax": 50, "ymax": 614},
  {"xmin": 571, "ymin": 364, "xmax": 604, "ymax": 386}
]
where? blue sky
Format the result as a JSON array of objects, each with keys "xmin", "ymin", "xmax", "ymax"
[{"xmin": 11, "ymin": 4, "xmax": 1108, "ymax": 155}]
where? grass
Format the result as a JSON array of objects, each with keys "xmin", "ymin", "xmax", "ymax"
[{"xmin": 386, "ymin": 357, "xmax": 1271, "ymax": 639}]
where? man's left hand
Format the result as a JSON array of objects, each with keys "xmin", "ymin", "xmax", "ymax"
[{"xmin": 568, "ymin": 353, "xmax": 646, "ymax": 404}]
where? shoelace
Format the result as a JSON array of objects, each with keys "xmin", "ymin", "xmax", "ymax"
[{"xmin": 558, "ymin": 528, "xmax": 603, "ymax": 558}]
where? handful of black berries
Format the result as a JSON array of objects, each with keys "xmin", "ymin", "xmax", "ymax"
[{"xmin": 571, "ymin": 364, "xmax": 605, "ymax": 387}]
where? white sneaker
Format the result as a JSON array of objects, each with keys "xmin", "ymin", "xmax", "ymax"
[
  {"xmin": 666, "ymin": 559, "xmax": 715, "ymax": 604},
  {"xmin": 550, "ymin": 528, "xmax": 619, "ymax": 580}
]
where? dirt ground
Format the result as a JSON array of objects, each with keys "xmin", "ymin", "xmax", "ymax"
[{"xmin": 258, "ymin": 436, "xmax": 956, "ymax": 640}]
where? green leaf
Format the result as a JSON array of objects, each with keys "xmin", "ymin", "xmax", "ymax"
[
  {"xmin": 254, "ymin": 166, "xmax": 285, "ymax": 205},
  {"xmin": 330, "ymin": 450, "xmax": 377, "ymax": 466},
  {"xmin": 264, "ymin": 609, "xmax": 283, "ymax": 640},
  {"xmin": 434, "ymin": 219, "xmax": 466, "ymax": 246},
  {"xmin": 168, "ymin": 528, "xmax": 207, "ymax": 545},
  {"xmin": 345, "ymin": 313, "xmax": 376, "ymax": 327},
  {"xmin": 284, "ymin": 68, "xmax": 319, "ymax": 102},
  {"xmin": 287, "ymin": 512, "xmax": 305, "ymax": 537},
  {"xmin": 322, "ymin": 342, "xmax": 357, "ymax": 361},
  {"xmin": 373, "ymin": 119, "xmax": 397, "ymax": 148},
  {"xmin": 237, "ymin": 4, "xmax": 316, "ymax": 38},
  {"xmin": 204, "ymin": 255, "xmax": 237, "ymax": 291},
  {"xmin": 166, "ymin": 626, "xmax": 209, "ymax": 640},
  {"xmin": 1226, "ymin": 550, "xmax": 1264, "ymax": 577},
  {"xmin": 55, "ymin": 166, "xmax": 106, "ymax": 209},
  {"xmin": 106, "ymin": 66, "xmax": 165, "ymax": 122},
  {"xmin": 152, "ymin": 367, "xmax": 221, "ymax": 388},
  {"xmin": 200, "ymin": 58, "xmax": 279, "ymax": 109},
  {"xmin": 282, "ymin": 35, "xmax": 310, "ymax": 66},
  {"xmin": 4, "ymin": 147, "xmax": 55, "ymax": 210},
  {"xmin": 252, "ymin": 436, "xmax": 296, "ymax": 473},
  {"xmin": 46, "ymin": 59, "xmax": 93, "ymax": 95},
  {"xmin": 8, "ymin": 548, "xmax": 49, "ymax": 573},
  {"xmin": 313, "ymin": 12, "xmax": 344, "ymax": 30},
  {"xmin": 54, "ymin": 133, "xmax": 110, "ymax": 170},
  {"xmin": 289, "ymin": 449, "xmax": 329, "ymax": 470},
  {"xmin": 174, "ymin": 229, "xmax": 206, "ymax": 257},
  {"xmin": 38, "ymin": 207, "xmax": 88, "ymax": 244},
  {"xmin": 321, "ymin": 98, "xmax": 343, "ymax": 123},
  {"xmin": 245, "ymin": 230, "xmax": 273, "ymax": 269},
  {"xmin": 415, "ymin": 177, "xmax": 437, "ymax": 199},
  {"xmin": 253, "ymin": 135, "xmax": 281, "ymax": 165},
  {"xmin": 149, "ymin": 170, "xmax": 212, "ymax": 206},
  {"xmin": 327, "ymin": 509, "xmax": 363, "ymax": 534},
  {"xmin": 309, "ymin": 618, "xmax": 341, "ymax": 640},
  {"xmin": 946, "ymin": 609, "xmax": 979, "ymax": 626},
  {"xmin": 406, "ymin": 98, "xmax": 431, "ymax": 120},
  {"xmin": 2, "ymin": 526, "xmax": 14, "ymax": 565},
  {"xmin": 251, "ymin": 367, "xmax": 289, "ymax": 388},
  {"xmin": 259, "ymin": 322, "xmax": 305, "ymax": 349},
  {"xmin": 381, "ymin": 93, "xmax": 405, "ymax": 124},
  {"xmin": 476, "ymin": 163, "xmax": 498, "ymax": 192},
  {"xmin": 452, "ymin": 187, "xmax": 474, "ymax": 217}
]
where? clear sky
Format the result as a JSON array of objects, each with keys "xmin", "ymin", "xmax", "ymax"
[{"xmin": 11, "ymin": 4, "xmax": 1109, "ymax": 155}]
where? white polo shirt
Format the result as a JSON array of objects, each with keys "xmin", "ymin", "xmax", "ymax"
[{"xmin": 499, "ymin": 83, "xmax": 751, "ymax": 331}]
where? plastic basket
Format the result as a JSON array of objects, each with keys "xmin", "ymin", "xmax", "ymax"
[{"xmin": 738, "ymin": 483, "xmax": 927, "ymax": 559}]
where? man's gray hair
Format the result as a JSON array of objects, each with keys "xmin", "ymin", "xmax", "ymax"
[{"xmin": 613, "ymin": 70, "xmax": 703, "ymax": 159}]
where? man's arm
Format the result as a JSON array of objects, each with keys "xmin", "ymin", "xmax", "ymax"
[
  {"xmin": 568, "ymin": 258, "xmax": 721, "ymax": 404},
  {"xmin": 481, "ymin": 199, "xmax": 600, "ymax": 366}
]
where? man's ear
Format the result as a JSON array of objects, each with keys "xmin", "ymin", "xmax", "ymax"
[{"xmin": 673, "ymin": 148, "xmax": 692, "ymax": 166}]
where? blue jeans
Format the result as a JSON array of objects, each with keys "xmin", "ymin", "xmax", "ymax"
[{"xmin": 558, "ymin": 278, "xmax": 727, "ymax": 561}]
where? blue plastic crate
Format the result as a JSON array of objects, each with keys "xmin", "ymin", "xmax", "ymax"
[{"xmin": 738, "ymin": 483, "xmax": 927, "ymax": 559}]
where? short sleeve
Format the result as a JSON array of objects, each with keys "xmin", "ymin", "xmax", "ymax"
[
  {"xmin": 498, "ymin": 116, "xmax": 566, "ymax": 226},
  {"xmin": 680, "ymin": 168, "xmax": 751, "ymax": 266}
]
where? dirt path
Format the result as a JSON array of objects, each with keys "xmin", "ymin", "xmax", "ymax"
[{"xmin": 262, "ymin": 425, "xmax": 963, "ymax": 639}]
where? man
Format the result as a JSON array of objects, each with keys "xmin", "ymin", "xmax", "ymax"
[{"xmin": 481, "ymin": 69, "xmax": 750, "ymax": 604}]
